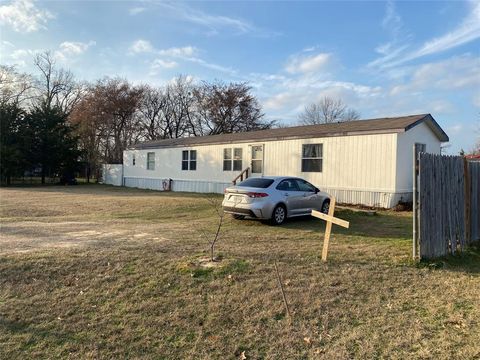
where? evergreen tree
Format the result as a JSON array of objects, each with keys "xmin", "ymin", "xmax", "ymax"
[
  {"xmin": 0, "ymin": 103, "xmax": 30, "ymax": 185},
  {"xmin": 26, "ymin": 105, "xmax": 81, "ymax": 184}
]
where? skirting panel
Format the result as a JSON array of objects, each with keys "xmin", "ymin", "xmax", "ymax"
[
  {"xmin": 322, "ymin": 187, "xmax": 412, "ymax": 208},
  {"xmin": 124, "ymin": 177, "xmax": 231, "ymax": 194},
  {"xmin": 171, "ymin": 179, "xmax": 231, "ymax": 194},
  {"xmin": 124, "ymin": 177, "xmax": 164, "ymax": 191},
  {"xmin": 123, "ymin": 177, "xmax": 411, "ymax": 208}
]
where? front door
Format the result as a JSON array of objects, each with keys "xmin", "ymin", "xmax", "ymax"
[{"xmin": 251, "ymin": 145, "xmax": 264, "ymax": 176}]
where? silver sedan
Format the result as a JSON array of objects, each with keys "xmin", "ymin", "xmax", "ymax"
[{"xmin": 222, "ymin": 176, "xmax": 330, "ymax": 225}]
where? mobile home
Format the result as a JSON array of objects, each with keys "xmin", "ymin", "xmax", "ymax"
[{"xmin": 117, "ymin": 114, "xmax": 448, "ymax": 208}]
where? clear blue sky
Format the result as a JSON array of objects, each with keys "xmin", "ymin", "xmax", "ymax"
[{"xmin": 1, "ymin": 0, "xmax": 479, "ymax": 153}]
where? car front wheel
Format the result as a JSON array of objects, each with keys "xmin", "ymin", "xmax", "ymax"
[{"xmin": 271, "ymin": 204, "xmax": 286, "ymax": 225}]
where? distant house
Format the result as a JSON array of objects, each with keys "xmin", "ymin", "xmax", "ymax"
[
  {"xmin": 115, "ymin": 113, "xmax": 448, "ymax": 208},
  {"xmin": 465, "ymin": 154, "xmax": 480, "ymax": 162}
]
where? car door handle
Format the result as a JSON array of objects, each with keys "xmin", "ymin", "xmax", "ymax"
[{"xmin": 284, "ymin": 193, "xmax": 289, "ymax": 196}]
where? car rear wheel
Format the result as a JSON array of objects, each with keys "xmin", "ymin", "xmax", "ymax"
[
  {"xmin": 232, "ymin": 214, "xmax": 245, "ymax": 220},
  {"xmin": 271, "ymin": 204, "xmax": 286, "ymax": 225},
  {"xmin": 321, "ymin": 200, "xmax": 330, "ymax": 214}
]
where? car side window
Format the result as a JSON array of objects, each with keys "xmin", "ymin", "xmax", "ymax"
[
  {"xmin": 276, "ymin": 179, "xmax": 299, "ymax": 191},
  {"xmin": 296, "ymin": 179, "xmax": 316, "ymax": 192}
]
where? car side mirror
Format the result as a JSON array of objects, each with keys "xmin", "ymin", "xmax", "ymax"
[{"xmin": 315, "ymin": 187, "xmax": 320, "ymax": 193}]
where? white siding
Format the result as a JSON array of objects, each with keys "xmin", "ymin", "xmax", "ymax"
[
  {"xmin": 124, "ymin": 144, "xmax": 252, "ymax": 185},
  {"xmin": 123, "ymin": 133, "xmax": 401, "ymax": 206},
  {"xmin": 395, "ymin": 122, "xmax": 442, "ymax": 198},
  {"xmin": 262, "ymin": 134, "xmax": 397, "ymax": 193},
  {"xmin": 102, "ymin": 164, "xmax": 123, "ymax": 186},
  {"xmin": 114, "ymin": 120, "xmax": 448, "ymax": 207}
]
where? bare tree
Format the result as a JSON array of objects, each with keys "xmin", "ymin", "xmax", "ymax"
[
  {"xmin": 138, "ymin": 78, "xmax": 272, "ymax": 140},
  {"xmin": 198, "ymin": 197, "xmax": 225, "ymax": 262},
  {"xmin": 70, "ymin": 78, "xmax": 144, "ymax": 166},
  {"xmin": 69, "ymin": 89, "xmax": 105, "ymax": 181},
  {"xmin": 138, "ymin": 78, "xmax": 198, "ymax": 141},
  {"xmin": 440, "ymin": 143, "xmax": 451, "ymax": 155},
  {"xmin": 33, "ymin": 51, "xmax": 84, "ymax": 115},
  {"xmin": 163, "ymin": 75, "xmax": 194, "ymax": 139},
  {"xmin": 91, "ymin": 78, "xmax": 144, "ymax": 163},
  {"xmin": 0, "ymin": 65, "xmax": 34, "ymax": 106},
  {"xmin": 138, "ymin": 85, "xmax": 166, "ymax": 141},
  {"xmin": 192, "ymin": 81, "xmax": 274, "ymax": 135},
  {"xmin": 298, "ymin": 97, "xmax": 360, "ymax": 125}
]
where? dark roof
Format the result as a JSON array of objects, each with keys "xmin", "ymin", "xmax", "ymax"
[
  {"xmin": 466, "ymin": 154, "xmax": 480, "ymax": 160},
  {"xmin": 132, "ymin": 113, "xmax": 449, "ymax": 149}
]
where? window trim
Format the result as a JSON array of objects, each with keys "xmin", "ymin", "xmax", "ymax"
[
  {"xmin": 223, "ymin": 148, "xmax": 232, "ymax": 171},
  {"xmin": 301, "ymin": 144, "xmax": 323, "ymax": 173},
  {"xmin": 182, "ymin": 150, "xmax": 197, "ymax": 171},
  {"xmin": 146, "ymin": 152, "xmax": 155, "ymax": 170},
  {"xmin": 223, "ymin": 147, "xmax": 243, "ymax": 172}
]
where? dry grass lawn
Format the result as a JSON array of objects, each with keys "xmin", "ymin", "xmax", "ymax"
[{"xmin": 0, "ymin": 185, "xmax": 479, "ymax": 359}]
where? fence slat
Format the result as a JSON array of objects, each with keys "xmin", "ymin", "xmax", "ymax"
[{"xmin": 470, "ymin": 163, "xmax": 480, "ymax": 242}]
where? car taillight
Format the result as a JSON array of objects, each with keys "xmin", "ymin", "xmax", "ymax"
[{"xmin": 247, "ymin": 192, "xmax": 268, "ymax": 198}]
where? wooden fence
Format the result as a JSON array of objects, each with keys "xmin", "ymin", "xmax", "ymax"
[
  {"xmin": 414, "ymin": 153, "xmax": 480, "ymax": 259},
  {"xmin": 468, "ymin": 161, "xmax": 480, "ymax": 242}
]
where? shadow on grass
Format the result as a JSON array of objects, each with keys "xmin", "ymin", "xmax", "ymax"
[
  {"xmin": 281, "ymin": 209, "xmax": 412, "ymax": 240},
  {"xmin": 418, "ymin": 244, "xmax": 480, "ymax": 274}
]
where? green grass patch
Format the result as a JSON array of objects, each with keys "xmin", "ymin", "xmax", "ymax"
[{"xmin": 417, "ymin": 244, "xmax": 480, "ymax": 273}]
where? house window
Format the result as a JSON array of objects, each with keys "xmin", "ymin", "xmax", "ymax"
[
  {"xmin": 132, "ymin": 155, "xmax": 136, "ymax": 166},
  {"xmin": 233, "ymin": 148, "xmax": 242, "ymax": 171},
  {"xmin": 223, "ymin": 148, "xmax": 243, "ymax": 171},
  {"xmin": 302, "ymin": 144, "xmax": 323, "ymax": 172},
  {"xmin": 182, "ymin": 150, "xmax": 197, "ymax": 171},
  {"xmin": 147, "ymin": 152, "xmax": 155, "ymax": 170}
]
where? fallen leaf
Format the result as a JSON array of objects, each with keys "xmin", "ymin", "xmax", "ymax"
[
  {"xmin": 304, "ymin": 337, "xmax": 311, "ymax": 344},
  {"xmin": 240, "ymin": 350, "xmax": 247, "ymax": 359}
]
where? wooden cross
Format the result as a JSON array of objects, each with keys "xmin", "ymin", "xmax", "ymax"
[{"xmin": 311, "ymin": 197, "xmax": 350, "ymax": 262}]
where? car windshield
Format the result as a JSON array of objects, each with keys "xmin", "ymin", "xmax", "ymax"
[{"xmin": 238, "ymin": 178, "xmax": 274, "ymax": 188}]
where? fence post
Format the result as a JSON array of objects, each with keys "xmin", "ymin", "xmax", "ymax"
[
  {"xmin": 412, "ymin": 145, "xmax": 419, "ymax": 260},
  {"xmin": 464, "ymin": 157, "xmax": 471, "ymax": 244}
]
